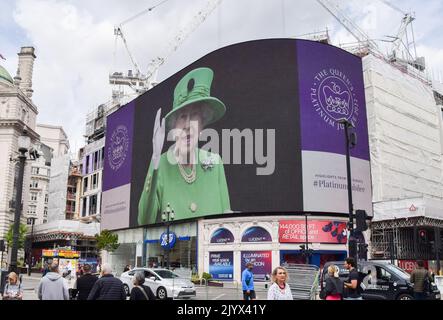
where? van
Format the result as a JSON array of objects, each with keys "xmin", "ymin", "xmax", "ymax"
[{"xmin": 321, "ymin": 261, "xmax": 441, "ymax": 300}]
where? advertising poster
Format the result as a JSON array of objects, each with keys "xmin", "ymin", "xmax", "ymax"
[
  {"xmin": 209, "ymin": 251, "xmax": 234, "ymax": 280},
  {"xmin": 210, "ymin": 228, "xmax": 235, "ymax": 244},
  {"xmin": 279, "ymin": 220, "xmax": 348, "ymax": 244},
  {"xmin": 102, "ymin": 39, "xmax": 372, "ymax": 230},
  {"xmin": 241, "ymin": 226, "xmax": 272, "ymax": 242},
  {"xmin": 241, "ymin": 251, "xmax": 272, "ymax": 281}
]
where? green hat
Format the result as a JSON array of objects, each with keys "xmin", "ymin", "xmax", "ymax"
[{"xmin": 165, "ymin": 67, "xmax": 226, "ymax": 130}]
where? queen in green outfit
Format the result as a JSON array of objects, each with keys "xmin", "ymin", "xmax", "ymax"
[{"xmin": 138, "ymin": 67, "xmax": 231, "ymax": 225}]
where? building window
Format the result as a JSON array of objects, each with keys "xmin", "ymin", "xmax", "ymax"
[
  {"xmin": 93, "ymin": 151, "xmax": 99, "ymax": 171},
  {"xmin": 27, "ymin": 218, "xmax": 34, "ymax": 225},
  {"xmin": 30, "ymin": 180, "xmax": 39, "ymax": 188},
  {"xmin": 31, "ymin": 167, "xmax": 39, "ymax": 175},
  {"xmin": 92, "ymin": 173, "xmax": 98, "ymax": 190},
  {"xmin": 83, "ymin": 177, "xmax": 88, "ymax": 192},
  {"xmin": 43, "ymin": 208, "xmax": 48, "ymax": 217},
  {"xmin": 45, "ymin": 194, "xmax": 49, "ymax": 204},
  {"xmin": 27, "ymin": 205, "xmax": 36, "ymax": 215},
  {"xmin": 30, "ymin": 192, "xmax": 37, "ymax": 201},
  {"xmin": 86, "ymin": 155, "xmax": 90, "ymax": 174},
  {"xmin": 100, "ymin": 147, "xmax": 105, "ymax": 169},
  {"xmin": 89, "ymin": 194, "xmax": 97, "ymax": 215},
  {"xmin": 43, "ymin": 219, "xmax": 47, "ymax": 224},
  {"xmin": 82, "ymin": 199, "xmax": 87, "ymax": 217}
]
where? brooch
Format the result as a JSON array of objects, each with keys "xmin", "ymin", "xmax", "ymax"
[{"xmin": 201, "ymin": 157, "xmax": 215, "ymax": 171}]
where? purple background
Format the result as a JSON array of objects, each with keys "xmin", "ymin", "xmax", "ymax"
[
  {"xmin": 211, "ymin": 228, "xmax": 235, "ymax": 243},
  {"xmin": 297, "ymin": 41, "xmax": 370, "ymax": 160},
  {"xmin": 103, "ymin": 101, "xmax": 135, "ymax": 191},
  {"xmin": 241, "ymin": 226, "xmax": 272, "ymax": 242},
  {"xmin": 209, "ymin": 251, "xmax": 234, "ymax": 280},
  {"xmin": 241, "ymin": 251, "xmax": 272, "ymax": 281}
]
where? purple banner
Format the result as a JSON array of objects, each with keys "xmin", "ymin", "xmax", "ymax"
[
  {"xmin": 297, "ymin": 40, "xmax": 369, "ymax": 160},
  {"xmin": 103, "ymin": 101, "xmax": 135, "ymax": 191},
  {"xmin": 211, "ymin": 228, "xmax": 235, "ymax": 244},
  {"xmin": 241, "ymin": 251, "xmax": 272, "ymax": 281},
  {"xmin": 209, "ymin": 251, "xmax": 234, "ymax": 280},
  {"xmin": 241, "ymin": 227, "xmax": 272, "ymax": 242}
]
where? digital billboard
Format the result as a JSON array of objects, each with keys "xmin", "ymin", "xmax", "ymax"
[{"xmin": 102, "ymin": 39, "xmax": 372, "ymax": 230}]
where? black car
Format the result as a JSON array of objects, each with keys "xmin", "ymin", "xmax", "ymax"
[{"xmin": 321, "ymin": 261, "xmax": 441, "ymax": 300}]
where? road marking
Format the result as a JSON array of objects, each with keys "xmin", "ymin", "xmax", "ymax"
[{"xmin": 212, "ymin": 293, "xmax": 226, "ymax": 300}]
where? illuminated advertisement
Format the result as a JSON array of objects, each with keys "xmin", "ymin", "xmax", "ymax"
[
  {"xmin": 209, "ymin": 251, "xmax": 234, "ymax": 280},
  {"xmin": 210, "ymin": 228, "xmax": 234, "ymax": 244},
  {"xmin": 241, "ymin": 227, "xmax": 272, "ymax": 242},
  {"xmin": 279, "ymin": 220, "xmax": 348, "ymax": 244},
  {"xmin": 102, "ymin": 39, "xmax": 371, "ymax": 230},
  {"xmin": 241, "ymin": 251, "xmax": 272, "ymax": 281}
]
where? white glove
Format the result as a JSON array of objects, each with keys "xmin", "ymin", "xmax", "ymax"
[{"xmin": 152, "ymin": 108, "xmax": 166, "ymax": 170}]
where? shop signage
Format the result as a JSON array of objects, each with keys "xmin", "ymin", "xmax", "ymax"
[
  {"xmin": 241, "ymin": 251, "xmax": 272, "ymax": 281},
  {"xmin": 241, "ymin": 227, "xmax": 272, "ymax": 242},
  {"xmin": 160, "ymin": 232, "xmax": 177, "ymax": 249},
  {"xmin": 209, "ymin": 251, "xmax": 234, "ymax": 280},
  {"xmin": 279, "ymin": 220, "xmax": 347, "ymax": 244},
  {"xmin": 42, "ymin": 249, "xmax": 80, "ymax": 258},
  {"xmin": 210, "ymin": 228, "xmax": 234, "ymax": 244},
  {"xmin": 398, "ymin": 260, "xmax": 427, "ymax": 274}
]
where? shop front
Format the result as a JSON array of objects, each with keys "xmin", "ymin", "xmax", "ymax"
[
  {"xmin": 199, "ymin": 214, "xmax": 350, "ymax": 282},
  {"xmin": 144, "ymin": 222, "xmax": 197, "ymax": 276}
]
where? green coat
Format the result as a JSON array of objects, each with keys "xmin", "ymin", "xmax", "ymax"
[{"xmin": 138, "ymin": 148, "xmax": 231, "ymax": 225}]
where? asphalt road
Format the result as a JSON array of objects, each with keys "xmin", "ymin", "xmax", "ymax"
[{"xmin": 16, "ymin": 273, "xmax": 269, "ymax": 300}]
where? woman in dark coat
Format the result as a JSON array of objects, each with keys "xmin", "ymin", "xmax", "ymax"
[{"xmin": 322, "ymin": 265, "xmax": 344, "ymax": 300}]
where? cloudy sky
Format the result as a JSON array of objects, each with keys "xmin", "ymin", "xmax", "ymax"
[{"xmin": 1, "ymin": 0, "xmax": 442, "ymax": 151}]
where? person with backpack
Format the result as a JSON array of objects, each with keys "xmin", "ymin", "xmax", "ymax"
[
  {"xmin": 410, "ymin": 260, "xmax": 431, "ymax": 300},
  {"xmin": 129, "ymin": 271, "xmax": 156, "ymax": 300},
  {"xmin": 2, "ymin": 272, "xmax": 23, "ymax": 300},
  {"xmin": 320, "ymin": 265, "xmax": 344, "ymax": 300}
]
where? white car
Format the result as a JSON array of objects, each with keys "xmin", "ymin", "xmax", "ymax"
[{"xmin": 120, "ymin": 268, "xmax": 196, "ymax": 300}]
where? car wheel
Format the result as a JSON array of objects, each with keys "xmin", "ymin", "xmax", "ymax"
[
  {"xmin": 157, "ymin": 287, "xmax": 168, "ymax": 300},
  {"xmin": 397, "ymin": 294, "xmax": 413, "ymax": 300},
  {"xmin": 123, "ymin": 284, "xmax": 130, "ymax": 297}
]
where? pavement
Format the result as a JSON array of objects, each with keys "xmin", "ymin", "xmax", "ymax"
[{"xmin": 14, "ymin": 273, "xmax": 270, "ymax": 300}]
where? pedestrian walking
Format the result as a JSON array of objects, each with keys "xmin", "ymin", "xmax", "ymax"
[
  {"xmin": 73, "ymin": 264, "xmax": 98, "ymax": 300},
  {"xmin": 343, "ymin": 257, "xmax": 362, "ymax": 300},
  {"xmin": 2, "ymin": 272, "xmax": 23, "ymax": 300},
  {"xmin": 87, "ymin": 264, "xmax": 126, "ymax": 300},
  {"xmin": 320, "ymin": 265, "xmax": 344, "ymax": 300},
  {"xmin": 42, "ymin": 262, "xmax": 49, "ymax": 277},
  {"xmin": 129, "ymin": 271, "xmax": 156, "ymax": 300},
  {"xmin": 410, "ymin": 260, "xmax": 431, "ymax": 300},
  {"xmin": 242, "ymin": 262, "xmax": 255, "ymax": 300},
  {"xmin": 37, "ymin": 262, "xmax": 69, "ymax": 300},
  {"xmin": 267, "ymin": 267, "xmax": 293, "ymax": 300}
]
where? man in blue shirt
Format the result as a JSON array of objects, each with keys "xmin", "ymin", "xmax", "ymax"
[{"xmin": 242, "ymin": 263, "xmax": 255, "ymax": 300}]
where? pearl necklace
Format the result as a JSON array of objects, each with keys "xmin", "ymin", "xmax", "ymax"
[{"xmin": 178, "ymin": 162, "xmax": 196, "ymax": 184}]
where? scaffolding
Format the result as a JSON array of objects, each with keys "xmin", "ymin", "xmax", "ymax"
[{"xmin": 371, "ymin": 217, "xmax": 443, "ymax": 260}]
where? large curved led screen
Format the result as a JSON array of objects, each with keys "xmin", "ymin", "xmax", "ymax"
[{"xmin": 102, "ymin": 39, "xmax": 372, "ymax": 230}]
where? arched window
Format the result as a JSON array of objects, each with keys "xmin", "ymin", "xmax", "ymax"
[
  {"xmin": 210, "ymin": 228, "xmax": 234, "ymax": 244},
  {"xmin": 241, "ymin": 226, "xmax": 272, "ymax": 242}
]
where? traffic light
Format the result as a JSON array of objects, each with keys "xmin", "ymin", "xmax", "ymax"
[
  {"xmin": 358, "ymin": 243, "xmax": 368, "ymax": 261},
  {"xmin": 355, "ymin": 210, "xmax": 368, "ymax": 232},
  {"xmin": 418, "ymin": 229, "xmax": 427, "ymax": 243}
]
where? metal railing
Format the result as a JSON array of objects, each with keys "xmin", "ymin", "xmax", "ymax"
[{"xmin": 283, "ymin": 264, "xmax": 320, "ymax": 300}]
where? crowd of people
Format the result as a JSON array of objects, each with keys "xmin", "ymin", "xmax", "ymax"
[{"xmin": 1, "ymin": 257, "xmax": 438, "ymax": 300}]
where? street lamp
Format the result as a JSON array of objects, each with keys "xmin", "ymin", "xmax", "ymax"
[
  {"xmin": 9, "ymin": 132, "xmax": 31, "ymax": 273},
  {"xmin": 338, "ymin": 118, "xmax": 358, "ymax": 262},
  {"xmin": 27, "ymin": 217, "xmax": 36, "ymax": 276},
  {"xmin": 161, "ymin": 203, "xmax": 175, "ymax": 270}
]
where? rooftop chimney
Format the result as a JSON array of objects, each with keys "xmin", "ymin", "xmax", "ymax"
[{"xmin": 16, "ymin": 47, "xmax": 36, "ymax": 98}]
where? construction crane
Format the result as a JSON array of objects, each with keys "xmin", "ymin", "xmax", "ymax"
[
  {"xmin": 378, "ymin": 0, "xmax": 423, "ymax": 70},
  {"xmin": 316, "ymin": 0, "xmax": 382, "ymax": 56},
  {"xmin": 110, "ymin": 0, "xmax": 171, "ymax": 94},
  {"xmin": 110, "ymin": 0, "xmax": 223, "ymax": 99}
]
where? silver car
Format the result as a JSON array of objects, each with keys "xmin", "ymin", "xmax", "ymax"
[{"xmin": 120, "ymin": 268, "xmax": 196, "ymax": 300}]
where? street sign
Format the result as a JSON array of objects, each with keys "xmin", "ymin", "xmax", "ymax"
[{"xmin": 160, "ymin": 232, "xmax": 177, "ymax": 249}]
